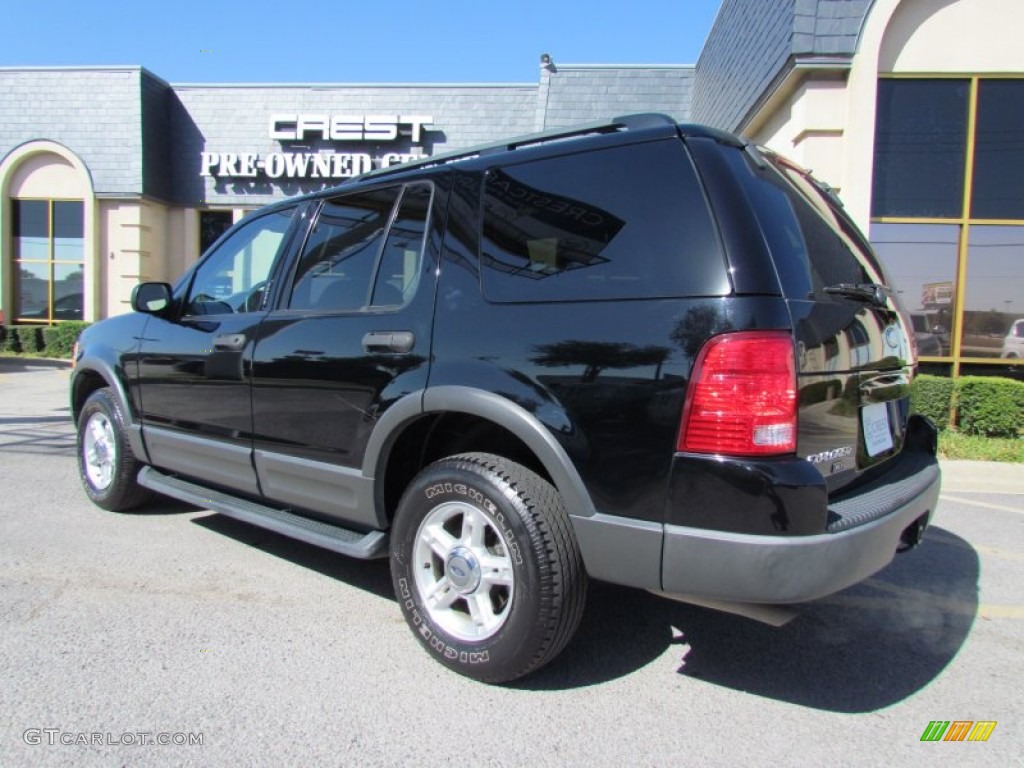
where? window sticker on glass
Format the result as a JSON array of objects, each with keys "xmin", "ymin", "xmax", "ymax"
[{"xmin": 862, "ymin": 402, "xmax": 894, "ymax": 457}]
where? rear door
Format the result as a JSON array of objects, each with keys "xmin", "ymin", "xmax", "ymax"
[
  {"xmin": 249, "ymin": 179, "xmax": 442, "ymax": 529},
  {"xmin": 745, "ymin": 155, "xmax": 914, "ymax": 490}
]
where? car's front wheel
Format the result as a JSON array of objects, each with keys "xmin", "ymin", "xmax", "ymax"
[
  {"xmin": 390, "ymin": 452, "xmax": 587, "ymax": 683},
  {"xmin": 76, "ymin": 388, "xmax": 150, "ymax": 512}
]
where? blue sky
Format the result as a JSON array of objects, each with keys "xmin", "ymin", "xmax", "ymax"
[{"xmin": 0, "ymin": 0, "xmax": 722, "ymax": 83}]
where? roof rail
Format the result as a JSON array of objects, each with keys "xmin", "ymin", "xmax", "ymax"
[{"xmin": 356, "ymin": 112, "xmax": 679, "ymax": 182}]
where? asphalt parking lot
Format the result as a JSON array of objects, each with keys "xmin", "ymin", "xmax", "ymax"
[{"xmin": 1, "ymin": 359, "xmax": 1021, "ymax": 766}]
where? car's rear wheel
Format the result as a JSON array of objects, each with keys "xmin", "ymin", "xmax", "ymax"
[
  {"xmin": 77, "ymin": 388, "xmax": 151, "ymax": 511},
  {"xmin": 390, "ymin": 452, "xmax": 586, "ymax": 683}
]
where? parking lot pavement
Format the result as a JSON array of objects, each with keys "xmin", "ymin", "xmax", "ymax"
[{"xmin": 1, "ymin": 363, "xmax": 1021, "ymax": 766}]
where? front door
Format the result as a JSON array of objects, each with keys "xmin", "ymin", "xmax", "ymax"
[{"xmin": 136, "ymin": 205, "xmax": 301, "ymax": 495}]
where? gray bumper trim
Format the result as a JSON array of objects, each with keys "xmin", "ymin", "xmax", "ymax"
[
  {"xmin": 661, "ymin": 470, "xmax": 941, "ymax": 604},
  {"xmin": 570, "ymin": 513, "xmax": 663, "ymax": 590}
]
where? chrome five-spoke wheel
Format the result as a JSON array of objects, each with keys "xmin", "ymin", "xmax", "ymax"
[
  {"xmin": 82, "ymin": 411, "xmax": 116, "ymax": 491},
  {"xmin": 413, "ymin": 500, "xmax": 514, "ymax": 641}
]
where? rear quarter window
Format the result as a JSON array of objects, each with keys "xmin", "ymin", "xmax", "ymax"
[
  {"xmin": 479, "ymin": 139, "xmax": 729, "ymax": 302},
  {"xmin": 726, "ymin": 149, "xmax": 890, "ymax": 301}
]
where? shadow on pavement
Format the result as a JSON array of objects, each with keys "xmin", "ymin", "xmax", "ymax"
[
  {"xmin": 182, "ymin": 507, "xmax": 977, "ymax": 710},
  {"xmin": 519, "ymin": 525, "xmax": 978, "ymax": 711},
  {"xmin": 190, "ymin": 513, "xmax": 395, "ymax": 600},
  {"xmin": 0, "ymin": 418, "xmax": 76, "ymax": 455}
]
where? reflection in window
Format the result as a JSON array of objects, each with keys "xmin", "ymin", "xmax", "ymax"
[
  {"xmin": 846, "ymin": 319, "xmax": 871, "ymax": 369},
  {"xmin": 12, "ymin": 199, "xmax": 84, "ymax": 323},
  {"xmin": 960, "ymin": 225, "xmax": 1024, "ymax": 359},
  {"xmin": 972, "ymin": 80, "xmax": 1024, "ymax": 220},
  {"xmin": 870, "ymin": 223, "xmax": 958, "ymax": 357},
  {"xmin": 480, "ymin": 140, "xmax": 726, "ymax": 302},
  {"xmin": 289, "ymin": 187, "xmax": 401, "ymax": 312},
  {"xmin": 872, "ymin": 79, "xmax": 969, "ymax": 218},
  {"xmin": 186, "ymin": 208, "xmax": 294, "ymax": 315}
]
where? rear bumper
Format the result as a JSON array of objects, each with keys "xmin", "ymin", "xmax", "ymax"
[{"xmin": 660, "ymin": 458, "xmax": 940, "ymax": 603}]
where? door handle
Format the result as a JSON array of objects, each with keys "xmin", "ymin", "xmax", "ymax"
[
  {"xmin": 213, "ymin": 333, "xmax": 247, "ymax": 351},
  {"xmin": 362, "ymin": 331, "xmax": 415, "ymax": 354}
]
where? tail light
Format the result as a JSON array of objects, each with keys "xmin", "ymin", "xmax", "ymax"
[{"xmin": 678, "ymin": 331, "xmax": 797, "ymax": 456}]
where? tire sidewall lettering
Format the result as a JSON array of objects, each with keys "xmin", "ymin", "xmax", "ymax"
[{"xmin": 420, "ymin": 480, "xmax": 523, "ymax": 566}]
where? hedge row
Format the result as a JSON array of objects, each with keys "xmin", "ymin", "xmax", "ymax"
[
  {"xmin": 911, "ymin": 374, "xmax": 1024, "ymax": 438},
  {"xmin": 0, "ymin": 322, "xmax": 90, "ymax": 358}
]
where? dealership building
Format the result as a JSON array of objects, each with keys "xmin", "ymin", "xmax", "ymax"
[{"xmin": 1, "ymin": 0, "xmax": 1022, "ymax": 376}]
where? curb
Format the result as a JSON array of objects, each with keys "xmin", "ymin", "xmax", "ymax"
[{"xmin": 0, "ymin": 356, "xmax": 73, "ymax": 370}]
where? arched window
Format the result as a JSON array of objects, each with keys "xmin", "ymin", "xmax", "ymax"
[
  {"xmin": 12, "ymin": 199, "xmax": 84, "ymax": 322},
  {"xmin": 1, "ymin": 142, "xmax": 94, "ymax": 323}
]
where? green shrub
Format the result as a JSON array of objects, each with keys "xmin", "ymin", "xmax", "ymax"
[
  {"xmin": 14, "ymin": 326, "xmax": 43, "ymax": 354},
  {"xmin": 42, "ymin": 322, "xmax": 89, "ymax": 358},
  {"xmin": 1, "ymin": 326, "xmax": 19, "ymax": 353},
  {"xmin": 910, "ymin": 374, "xmax": 954, "ymax": 429},
  {"xmin": 939, "ymin": 430, "xmax": 1024, "ymax": 463},
  {"xmin": 955, "ymin": 376, "xmax": 1024, "ymax": 438}
]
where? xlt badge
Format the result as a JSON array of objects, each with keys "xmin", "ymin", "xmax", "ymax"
[{"xmin": 806, "ymin": 446, "xmax": 854, "ymax": 464}]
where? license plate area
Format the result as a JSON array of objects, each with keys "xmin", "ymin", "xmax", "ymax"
[{"xmin": 861, "ymin": 402, "xmax": 894, "ymax": 457}]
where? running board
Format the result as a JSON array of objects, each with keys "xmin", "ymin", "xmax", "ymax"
[{"xmin": 138, "ymin": 467, "xmax": 389, "ymax": 560}]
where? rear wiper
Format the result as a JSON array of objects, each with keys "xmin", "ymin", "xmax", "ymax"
[{"xmin": 824, "ymin": 282, "xmax": 888, "ymax": 307}]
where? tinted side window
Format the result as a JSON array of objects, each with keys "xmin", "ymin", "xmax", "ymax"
[
  {"xmin": 289, "ymin": 188, "xmax": 401, "ymax": 311},
  {"xmin": 186, "ymin": 207, "xmax": 295, "ymax": 315},
  {"xmin": 371, "ymin": 184, "xmax": 432, "ymax": 307},
  {"xmin": 480, "ymin": 140, "xmax": 727, "ymax": 302}
]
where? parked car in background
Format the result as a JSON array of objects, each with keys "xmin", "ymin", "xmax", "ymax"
[
  {"xmin": 1002, "ymin": 319, "xmax": 1024, "ymax": 358},
  {"xmin": 909, "ymin": 311, "xmax": 943, "ymax": 357}
]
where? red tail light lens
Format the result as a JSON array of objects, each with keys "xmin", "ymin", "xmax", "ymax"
[{"xmin": 679, "ymin": 331, "xmax": 797, "ymax": 456}]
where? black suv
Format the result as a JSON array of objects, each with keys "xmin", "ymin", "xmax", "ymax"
[{"xmin": 71, "ymin": 114, "xmax": 940, "ymax": 683}]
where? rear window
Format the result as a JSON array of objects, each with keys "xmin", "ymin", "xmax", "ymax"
[
  {"xmin": 727, "ymin": 149, "xmax": 890, "ymax": 301},
  {"xmin": 479, "ymin": 139, "xmax": 728, "ymax": 302}
]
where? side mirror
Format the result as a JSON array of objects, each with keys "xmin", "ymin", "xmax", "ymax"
[{"xmin": 131, "ymin": 282, "xmax": 173, "ymax": 314}]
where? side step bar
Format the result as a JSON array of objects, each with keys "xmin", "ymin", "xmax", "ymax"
[{"xmin": 138, "ymin": 467, "xmax": 389, "ymax": 560}]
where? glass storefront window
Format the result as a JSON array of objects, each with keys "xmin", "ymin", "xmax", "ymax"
[
  {"xmin": 52, "ymin": 200, "xmax": 84, "ymax": 261},
  {"xmin": 959, "ymin": 225, "xmax": 1024, "ymax": 359},
  {"xmin": 12, "ymin": 199, "xmax": 85, "ymax": 323},
  {"xmin": 13, "ymin": 200, "xmax": 49, "ymax": 259},
  {"xmin": 870, "ymin": 222, "xmax": 958, "ymax": 357},
  {"xmin": 872, "ymin": 76, "xmax": 1024, "ymax": 374},
  {"xmin": 972, "ymin": 80, "xmax": 1024, "ymax": 221},
  {"xmin": 872, "ymin": 79, "xmax": 969, "ymax": 218},
  {"xmin": 199, "ymin": 210, "xmax": 234, "ymax": 256}
]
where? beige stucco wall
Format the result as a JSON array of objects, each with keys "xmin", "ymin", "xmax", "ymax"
[
  {"xmin": 98, "ymin": 200, "xmax": 178, "ymax": 318},
  {"xmin": 750, "ymin": 78, "xmax": 849, "ymax": 195},
  {"xmin": 880, "ymin": 0, "xmax": 1024, "ymax": 73}
]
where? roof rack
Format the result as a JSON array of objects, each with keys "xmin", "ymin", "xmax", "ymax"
[{"xmin": 357, "ymin": 112, "xmax": 679, "ymax": 182}]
